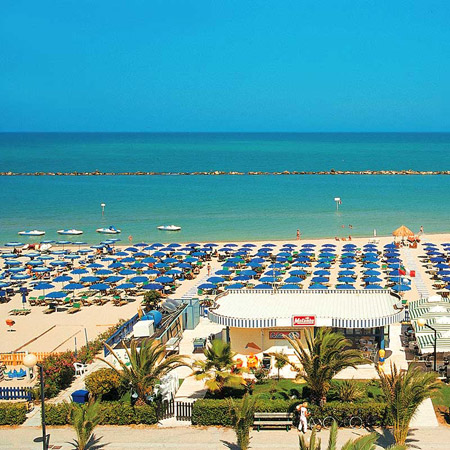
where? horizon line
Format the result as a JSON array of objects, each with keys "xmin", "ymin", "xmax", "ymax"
[{"xmin": 1, "ymin": 130, "xmax": 450, "ymax": 134}]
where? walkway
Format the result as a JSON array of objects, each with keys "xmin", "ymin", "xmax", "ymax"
[
  {"xmin": 3, "ymin": 424, "xmax": 449, "ymax": 449},
  {"xmin": 403, "ymin": 247, "xmax": 430, "ymax": 299}
]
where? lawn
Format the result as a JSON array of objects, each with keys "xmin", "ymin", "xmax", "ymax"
[
  {"xmin": 205, "ymin": 378, "xmax": 383, "ymax": 402},
  {"xmin": 432, "ymin": 383, "xmax": 450, "ymax": 408}
]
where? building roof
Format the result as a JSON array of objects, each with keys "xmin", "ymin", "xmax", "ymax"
[{"xmin": 209, "ymin": 289, "xmax": 404, "ymax": 329}]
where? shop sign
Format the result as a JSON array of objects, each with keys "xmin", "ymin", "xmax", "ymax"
[
  {"xmin": 292, "ymin": 315, "xmax": 315, "ymax": 326},
  {"xmin": 269, "ymin": 331, "xmax": 301, "ymax": 340}
]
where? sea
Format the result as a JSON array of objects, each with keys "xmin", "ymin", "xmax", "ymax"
[{"xmin": 1, "ymin": 132, "xmax": 450, "ymax": 244}]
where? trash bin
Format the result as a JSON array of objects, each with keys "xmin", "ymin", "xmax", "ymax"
[{"xmin": 71, "ymin": 389, "xmax": 89, "ymax": 404}]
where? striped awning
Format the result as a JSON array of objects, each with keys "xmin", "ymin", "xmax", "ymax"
[{"xmin": 209, "ymin": 290, "xmax": 404, "ymax": 329}]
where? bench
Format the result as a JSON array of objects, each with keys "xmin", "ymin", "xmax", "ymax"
[{"xmin": 253, "ymin": 412, "xmax": 293, "ymax": 431}]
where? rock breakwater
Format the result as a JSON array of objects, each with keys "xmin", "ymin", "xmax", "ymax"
[{"xmin": 0, "ymin": 169, "xmax": 449, "ymax": 176}]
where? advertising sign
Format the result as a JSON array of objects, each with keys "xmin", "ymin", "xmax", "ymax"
[
  {"xmin": 292, "ymin": 315, "xmax": 316, "ymax": 326},
  {"xmin": 269, "ymin": 331, "xmax": 301, "ymax": 340}
]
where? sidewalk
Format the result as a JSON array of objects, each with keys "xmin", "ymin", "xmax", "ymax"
[{"xmin": 2, "ymin": 424, "xmax": 450, "ymax": 449}]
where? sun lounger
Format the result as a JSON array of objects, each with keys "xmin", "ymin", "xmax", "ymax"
[
  {"xmin": 28, "ymin": 297, "xmax": 37, "ymax": 306},
  {"xmin": 67, "ymin": 302, "xmax": 81, "ymax": 314},
  {"xmin": 43, "ymin": 307, "xmax": 55, "ymax": 314}
]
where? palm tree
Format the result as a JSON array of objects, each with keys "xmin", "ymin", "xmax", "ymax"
[
  {"xmin": 299, "ymin": 421, "xmax": 406, "ymax": 450},
  {"xmin": 192, "ymin": 339, "xmax": 246, "ymax": 393},
  {"xmin": 377, "ymin": 363, "xmax": 440, "ymax": 446},
  {"xmin": 70, "ymin": 399, "xmax": 102, "ymax": 450},
  {"xmin": 227, "ymin": 393, "xmax": 257, "ymax": 450},
  {"xmin": 286, "ymin": 328, "xmax": 369, "ymax": 405},
  {"xmin": 100, "ymin": 338, "xmax": 188, "ymax": 405}
]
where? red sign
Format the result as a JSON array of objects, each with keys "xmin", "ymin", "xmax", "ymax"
[{"xmin": 292, "ymin": 315, "xmax": 315, "ymax": 326}]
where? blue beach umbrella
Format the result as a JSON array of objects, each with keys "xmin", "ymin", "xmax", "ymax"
[
  {"xmin": 336, "ymin": 284, "xmax": 356, "ymax": 290},
  {"xmin": 89, "ymin": 283, "xmax": 110, "ymax": 291},
  {"xmin": 363, "ymin": 270, "xmax": 381, "ymax": 276},
  {"xmin": 364, "ymin": 276, "xmax": 382, "ymax": 283},
  {"xmin": 311, "ymin": 276, "xmax": 328, "ymax": 283},
  {"xmin": 12, "ymin": 274, "xmax": 31, "ymax": 280},
  {"xmin": 54, "ymin": 275, "xmax": 73, "ymax": 282},
  {"xmin": 226, "ymin": 283, "xmax": 244, "ymax": 290},
  {"xmin": 34, "ymin": 282, "xmax": 55, "ymax": 291},
  {"xmin": 392, "ymin": 284, "xmax": 411, "ymax": 292},
  {"xmin": 233, "ymin": 275, "xmax": 251, "ymax": 281},
  {"xmin": 130, "ymin": 276, "xmax": 148, "ymax": 284},
  {"xmin": 143, "ymin": 269, "xmax": 160, "ymax": 275},
  {"xmin": 87, "ymin": 263, "xmax": 103, "ymax": 269},
  {"xmin": 280, "ymin": 284, "xmax": 301, "ymax": 290},
  {"xmin": 5, "ymin": 242, "xmax": 24, "ymax": 247},
  {"xmin": 198, "ymin": 283, "xmax": 217, "ymax": 290},
  {"xmin": 309, "ymin": 283, "xmax": 328, "ymax": 290},
  {"xmin": 80, "ymin": 276, "xmax": 100, "ymax": 283},
  {"xmin": 142, "ymin": 283, "xmax": 164, "ymax": 290},
  {"xmin": 105, "ymin": 276, "xmax": 124, "ymax": 283},
  {"xmin": 337, "ymin": 277, "xmax": 355, "ymax": 283},
  {"xmin": 289, "ymin": 270, "xmax": 307, "ymax": 276},
  {"xmin": 314, "ymin": 270, "xmax": 330, "ymax": 276},
  {"xmin": 71, "ymin": 268, "xmax": 88, "ymax": 275},
  {"xmin": 253, "ymin": 283, "xmax": 273, "ymax": 290},
  {"xmin": 33, "ymin": 267, "xmax": 51, "ymax": 273},
  {"xmin": 46, "ymin": 291, "xmax": 66, "ymax": 299},
  {"xmin": 116, "ymin": 283, "xmax": 135, "ymax": 290},
  {"xmin": 365, "ymin": 285, "xmax": 383, "ymax": 290},
  {"xmin": 64, "ymin": 283, "xmax": 84, "ymax": 290},
  {"xmin": 338, "ymin": 270, "xmax": 355, "ymax": 276},
  {"xmin": 120, "ymin": 269, "xmax": 136, "ymax": 275},
  {"xmin": 285, "ymin": 276, "xmax": 303, "ymax": 283},
  {"xmin": 155, "ymin": 276, "xmax": 174, "ymax": 284}
]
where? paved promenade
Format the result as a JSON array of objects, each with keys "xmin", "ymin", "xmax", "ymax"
[{"xmin": 2, "ymin": 425, "xmax": 450, "ymax": 449}]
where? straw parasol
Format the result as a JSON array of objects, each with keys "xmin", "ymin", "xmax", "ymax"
[{"xmin": 392, "ymin": 225, "xmax": 414, "ymax": 237}]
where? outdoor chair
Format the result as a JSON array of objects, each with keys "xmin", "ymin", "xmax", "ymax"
[
  {"xmin": 67, "ymin": 302, "xmax": 81, "ymax": 314},
  {"xmin": 74, "ymin": 362, "xmax": 88, "ymax": 376}
]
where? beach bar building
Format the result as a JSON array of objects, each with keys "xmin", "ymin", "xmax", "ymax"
[{"xmin": 208, "ymin": 289, "xmax": 404, "ymax": 359}]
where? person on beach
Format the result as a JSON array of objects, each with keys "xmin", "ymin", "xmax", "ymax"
[
  {"xmin": 207, "ymin": 263, "xmax": 211, "ymax": 276},
  {"xmin": 296, "ymin": 402, "xmax": 309, "ymax": 433},
  {"xmin": 296, "ymin": 229, "xmax": 300, "ymax": 240},
  {"xmin": 419, "ymin": 225, "xmax": 424, "ymax": 235}
]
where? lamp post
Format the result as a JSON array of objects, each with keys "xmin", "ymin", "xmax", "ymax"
[
  {"xmin": 417, "ymin": 318, "xmax": 437, "ymax": 372},
  {"xmin": 23, "ymin": 354, "xmax": 47, "ymax": 449}
]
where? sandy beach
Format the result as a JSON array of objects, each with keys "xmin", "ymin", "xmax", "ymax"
[{"xmin": 1, "ymin": 231, "xmax": 446, "ymax": 359}]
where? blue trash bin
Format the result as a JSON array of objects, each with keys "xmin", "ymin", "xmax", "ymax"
[{"xmin": 71, "ymin": 389, "xmax": 89, "ymax": 404}]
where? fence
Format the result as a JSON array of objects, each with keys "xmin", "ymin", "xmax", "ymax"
[
  {"xmin": 157, "ymin": 399, "xmax": 175, "ymax": 420},
  {"xmin": 103, "ymin": 313, "xmax": 140, "ymax": 357},
  {"xmin": 0, "ymin": 352, "xmax": 57, "ymax": 366},
  {"xmin": 176, "ymin": 401, "xmax": 194, "ymax": 421},
  {"xmin": 0, "ymin": 387, "xmax": 32, "ymax": 401}
]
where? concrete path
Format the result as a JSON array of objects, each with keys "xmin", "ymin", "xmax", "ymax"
[{"xmin": 2, "ymin": 424, "xmax": 449, "ymax": 449}]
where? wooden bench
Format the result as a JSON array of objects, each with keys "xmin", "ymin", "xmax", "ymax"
[{"xmin": 253, "ymin": 412, "xmax": 293, "ymax": 431}]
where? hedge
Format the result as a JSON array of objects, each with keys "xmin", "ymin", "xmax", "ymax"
[
  {"xmin": 192, "ymin": 399, "xmax": 388, "ymax": 427},
  {"xmin": 0, "ymin": 402, "xmax": 28, "ymax": 425},
  {"xmin": 45, "ymin": 401, "xmax": 158, "ymax": 426}
]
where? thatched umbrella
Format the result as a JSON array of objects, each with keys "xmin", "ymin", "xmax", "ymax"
[{"xmin": 392, "ymin": 225, "xmax": 414, "ymax": 237}]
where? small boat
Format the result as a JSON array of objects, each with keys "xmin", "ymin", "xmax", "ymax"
[
  {"xmin": 157, "ymin": 225, "xmax": 181, "ymax": 231},
  {"xmin": 96, "ymin": 226, "xmax": 121, "ymax": 234},
  {"xmin": 18, "ymin": 230, "xmax": 45, "ymax": 236},
  {"xmin": 57, "ymin": 229, "xmax": 83, "ymax": 235}
]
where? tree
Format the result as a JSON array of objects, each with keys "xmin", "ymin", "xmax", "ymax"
[
  {"xmin": 70, "ymin": 399, "xmax": 102, "ymax": 450},
  {"xmin": 271, "ymin": 351, "xmax": 288, "ymax": 381},
  {"xmin": 377, "ymin": 363, "xmax": 440, "ymax": 446},
  {"xmin": 228, "ymin": 393, "xmax": 257, "ymax": 450},
  {"xmin": 286, "ymin": 328, "xmax": 369, "ymax": 405},
  {"xmin": 142, "ymin": 290, "xmax": 162, "ymax": 309},
  {"xmin": 192, "ymin": 339, "xmax": 247, "ymax": 393},
  {"xmin": 100, "ymin": 338, "xmax": 188, "ymax": 405}
]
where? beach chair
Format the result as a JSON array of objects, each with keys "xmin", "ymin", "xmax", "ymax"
[
  {"xmin": 28, "ymin": 297, "xmax": 37, "ymax": 306},
  {"xmin": 67, "ymin": 302, "xmax": 81, "ymax": 314},
  {"xmin": 43, "ymin": 306, "xmax": 55, "ymax": 314}
]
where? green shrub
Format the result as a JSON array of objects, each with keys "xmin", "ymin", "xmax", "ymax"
[
  {"xmin": 85, "ymin": 368, "xmax": 123, "ymax": 400},
  {"xmin": 40, "ymin": 320, "xmax": 125, "ymax": 399},
  {"xmin": 192, "ymin": 399, "xmax": 299, "ymax": 426},
  {"xmin": 0, "ymin": 402, "xmax": 28, "ymax": 425},
  {"xmin": 45, "ymin": 401, "xmax": 158, "ymax": 426},
  {"xmin": 192, "ymin": 399, "xmax": 388, "ymax": 427}
]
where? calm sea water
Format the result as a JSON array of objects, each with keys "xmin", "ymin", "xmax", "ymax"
[{"xmin": 1, "ymin": 133, "xmax": 450, "ymax": 243}]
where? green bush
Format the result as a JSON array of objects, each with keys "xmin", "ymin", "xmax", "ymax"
[
  {"xmin": 85, "ymin": 368, "xmax": 123, "ymax": 400},
  {"xmin": 45, "ymin": 401, "xmax": 158, "ymax": 426},
  {"xmin": 192, "ymin": 399, "xmax": 388, "ymax": 427},
  {"xmin": 40, "ymin": 320, "xmax": 125, "ymax": 399},
  {"xmin": 0, "ymin": 402, "xmax": 28, "ymax": 425},
  {"xmin": 192, "ymin": 399, "xmax": 299, "ymax": 426}
]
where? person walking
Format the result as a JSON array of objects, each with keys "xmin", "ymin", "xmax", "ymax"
[
  {"xmin": 296, "ymin": 402, "xmax": 309, "ymax": 434},
  {"xmin": 207, "ymin": 263, "xmax": 211, "ymax": 276},
  {"xmin": 296, "ymin": 229, "xmax": 300, "ymax": 240}
]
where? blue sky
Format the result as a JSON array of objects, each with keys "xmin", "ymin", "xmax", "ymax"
[{"xmin": 1, "ymin": 1, "xmax": 449, "ymax": 131}]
